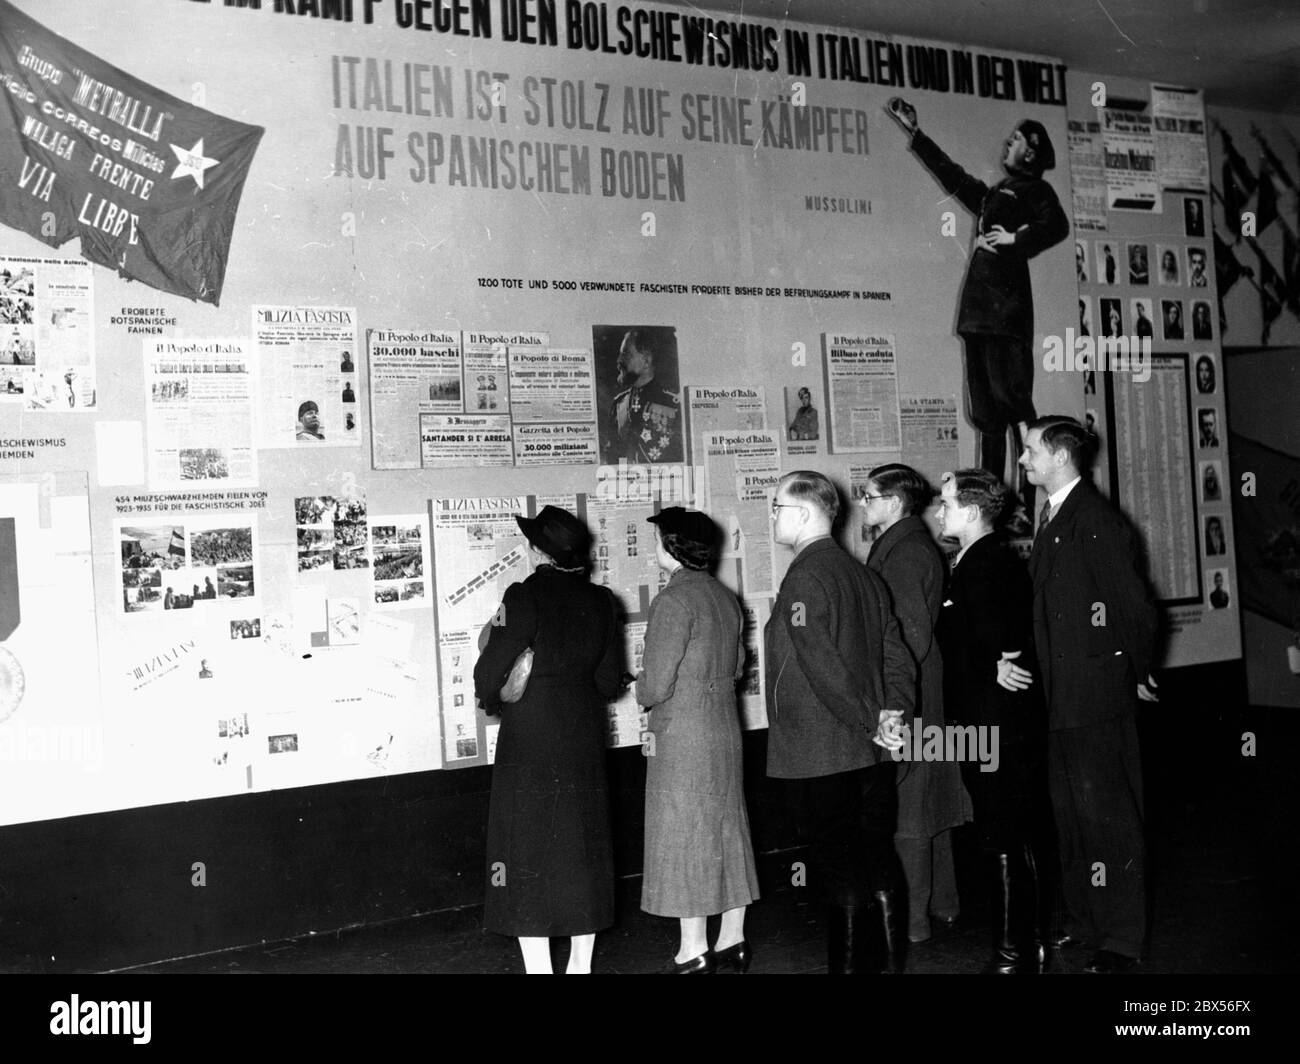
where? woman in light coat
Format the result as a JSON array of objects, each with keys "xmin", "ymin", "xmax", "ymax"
[{"xmin": 636, "ymin": 507, "xmax": 760, "ymax": 974}]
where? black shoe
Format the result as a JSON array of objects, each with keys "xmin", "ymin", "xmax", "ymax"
[
  {"xmin": 1052, "ymin": 932, "xmax": 1085, "ymax": 950},
  {"xmin": 712, "ymin": 941, "xmax": 752, "ymax": 973},
  {"xmin": 1085, "ymin": 949, "xmax": 1137, "ymax": 974},
  {"xmin": 662, "ymin": 952, "xmax": 715, "ymax": 974}
]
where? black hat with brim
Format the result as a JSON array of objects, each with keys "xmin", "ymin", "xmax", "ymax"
[{"xmin": 515, "ymin": 505, "xmax": 592, "ymax": 568}]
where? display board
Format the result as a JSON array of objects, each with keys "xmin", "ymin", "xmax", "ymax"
[
  {"xmin": 1066, "ymin": 70, "xmax": 1241, "ymax": 668},
  {"xmin": 0, "ymin": 0, "xmax": 1088, "ymax": 823}
]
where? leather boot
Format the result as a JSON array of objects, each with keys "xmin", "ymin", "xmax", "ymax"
[
  {"xmin": 985, "ymin": 850, "xmax": 1042, "ymax": 974},
  {"xmin": 874, "ymin": 889, "xmax": 906, "ymax": 974},
  {"xmin": 827, "ymin": 903, "xmax": 863, "ymax": 974},
  {"xmin": 1023, "ymin": 844, "xmax": 1047, "ymax": 974}
]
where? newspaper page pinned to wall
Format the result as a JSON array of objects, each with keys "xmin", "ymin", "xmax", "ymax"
[
  {"xmin": 509, "ymin": 347, "xmax": 599, "ymax": 466},
  {"xmin": 899, "ymin": 396, "xmax": 961, "ymax": 478},
  {"xmin": 366, "ymin": 329, "xmax": 463, "ymax": 469},
  {"xmin": 576, "ymin": 490, "xmax": 661, "ymax": 749},
  {"xmin": 0, "ymin": 256, "xmax": 95, "ymax": 410},
  {"xmin": 1151, "ymin": 85, "xmax": 1209, "ymax": 193},
  {"xmin": 253, "ymin": 305, "xmax": 360, "ymax": 448},
  {"xmin": 430, "ymin": 495, "xmax": 532, "ymax": 764},
  {"xmin": 824, "ymin": 333, "xmax": 902, "ymax": 452},
  {"xmin": 684, "ymin": 386, "xmax": 767, "ymax": 462},
  {"xmin": 1067, "ymin": 118, "xmax": 1108, "ymax": 233},
  {"xmin": 1103, "ymin": 106, "xmax": 1160, "ymax": 212},
  {"xmin": 581, "ymin": 491, "xmax": 665, "ymax": 622},
  {"xmin": 701, "ymin": 430, "xmax": 781, "ymax": 598},
  {"xmin": 420, "ymin": 413, "xmax": 515, "ymax": 467},
  {"xmin": 144, "ymin": 338, "xmax": 257, "ymax": 490}
]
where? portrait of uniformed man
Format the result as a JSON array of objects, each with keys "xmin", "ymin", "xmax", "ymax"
[{"xmin": 595, "ymin": 325, "xmax": 684, "ymax": 465}]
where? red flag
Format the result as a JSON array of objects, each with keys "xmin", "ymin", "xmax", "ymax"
[{"xmin": 0, "ymin": 1, "xmax": 263, "ymax": 305}]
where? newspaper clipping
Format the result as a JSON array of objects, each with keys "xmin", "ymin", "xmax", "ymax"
[
  {"xmin": 367, "ymin": 329, "xmax": 463, "ymax": 469},
  {"xmin": 1103, "ymin": 107, "xmax": 1160, "ymax": 212},
  {"xmin": 824, "ymin": 333, "xmax": 903, "ymax": 452},
  {"xmin": 1151, "ymin": 85, "xmax": 1209, "ymax": 193},
  {"xmin": 254, "ymin": 305, "xmax": 360, "ymax": 448},
  {"xmin": 701, "ymin": 430, "xmax": 781, "ymax": 597},
  {"xmin": 431, "ymin": 496, "xmax": 532, "ymax": 763},
  {"xmin": 144, "ymin": 339, "xmax": 257, "ymax": 490},
  {"xmin": 684, "ymin": 386, "xmax": 768, "ymax": 462},
  {"xmin": 0, "ymin": 256, "xmax": 95, "ymax": 410}
]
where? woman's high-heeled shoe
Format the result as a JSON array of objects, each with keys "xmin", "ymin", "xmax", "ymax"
[
  {"xmin": 662, "ymin": 951, "xmax": 715, "ymax": 974},
  {"xmin": 711, "ymin": 941, "xmax": 752, "ymax": 973}
]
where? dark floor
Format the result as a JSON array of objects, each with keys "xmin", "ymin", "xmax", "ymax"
[{"xmin": 116, "ymin": 821, "xmax": 1274, "ymax": 975}]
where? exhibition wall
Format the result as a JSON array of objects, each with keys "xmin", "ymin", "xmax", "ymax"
[{"xmin": 0, "ymin": 0, "xmax": 1268, "ymax": 967}]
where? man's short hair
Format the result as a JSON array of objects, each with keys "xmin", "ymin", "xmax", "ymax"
[
  {"xmin": 943, "ymin": 468, "xmax": 1013, "ymax": 526},
  {"xmin": 780, "ymin": 470, "xmax": 840, "ymax": 521},
  {"xmin": 622, "ymin": 328, "xmax": 658, "ymax": 365},
  {"xmin": 868, "ymin": 462, "xmax": 935, "ymax": 516},
  {"xmin": 1030, "ymin": 415, "xmax": 1097, "ymax": 472}
]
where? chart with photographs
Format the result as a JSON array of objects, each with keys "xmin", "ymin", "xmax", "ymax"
[{"xmin": 1067, "ymin": 70, "xmax": 1239, "ymax": 666}]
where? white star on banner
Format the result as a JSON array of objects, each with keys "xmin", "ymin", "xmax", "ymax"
[{"xmin": 169, "ymin": 139, "xmax": 219, "ymax": 190}]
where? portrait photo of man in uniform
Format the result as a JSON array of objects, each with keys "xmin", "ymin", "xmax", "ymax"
[{"xmin": 594, "ymin": 325, "xmax": 684, "ymax": 465}]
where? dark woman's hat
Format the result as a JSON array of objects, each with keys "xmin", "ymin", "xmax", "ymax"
[
  {"xmin": 515, "ymin": 505, "xmax": 592, "ymax": 567},
  {"xmin": 647, "ymin": 507, "xmax": 722, "ymax": 569}
]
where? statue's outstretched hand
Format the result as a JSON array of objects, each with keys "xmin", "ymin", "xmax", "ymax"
[{"xmin": 886, "ymin": 97, "xmax": 918, "ymax": 135}]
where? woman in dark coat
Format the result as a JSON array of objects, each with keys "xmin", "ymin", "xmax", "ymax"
[
  {"xmin": 934, "ymin": 469, "xmax": 1049, "ymax": 973},
  {"xmin": 861, "ymin": 463, "xmax": 971, "ymax": 944},
  {"xmin": 636, "ymin": 507, "xmax": 760, "ymax": 974},
  {"xmin": 474, "ymin": 505, "xmax": 624, "ymax": 974}
]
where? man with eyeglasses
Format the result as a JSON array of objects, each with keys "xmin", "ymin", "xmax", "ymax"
[{"xmin": 765, "ymin": 470, "xmax": 915, "ymax": 973}]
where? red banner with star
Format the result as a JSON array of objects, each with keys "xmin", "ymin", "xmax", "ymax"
[{"xmin": 0, "ymin": 1, "xmax": 263, "ymax": 305}]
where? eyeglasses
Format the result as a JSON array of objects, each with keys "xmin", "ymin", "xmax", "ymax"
[
  {"xmin": 770, "ymin": 500, "xmax": 804, "ymax": 513},
  {"xmin": 859, "ymin": 494, "xmax": 890, "ymax": 502}
]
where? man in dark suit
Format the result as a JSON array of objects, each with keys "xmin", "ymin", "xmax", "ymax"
[
  {"xmin": 765, "ymin": 470, "xmax": 915, "ymax": 973},
  {"xmin": 1011, "ymin": 416, "xmax": 1159, "ymax": 974}
]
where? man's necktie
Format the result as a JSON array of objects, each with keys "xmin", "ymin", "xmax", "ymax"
[{"xmin": 1036, "ymin": 499, "xmax": 1052, "ymax": 540}]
